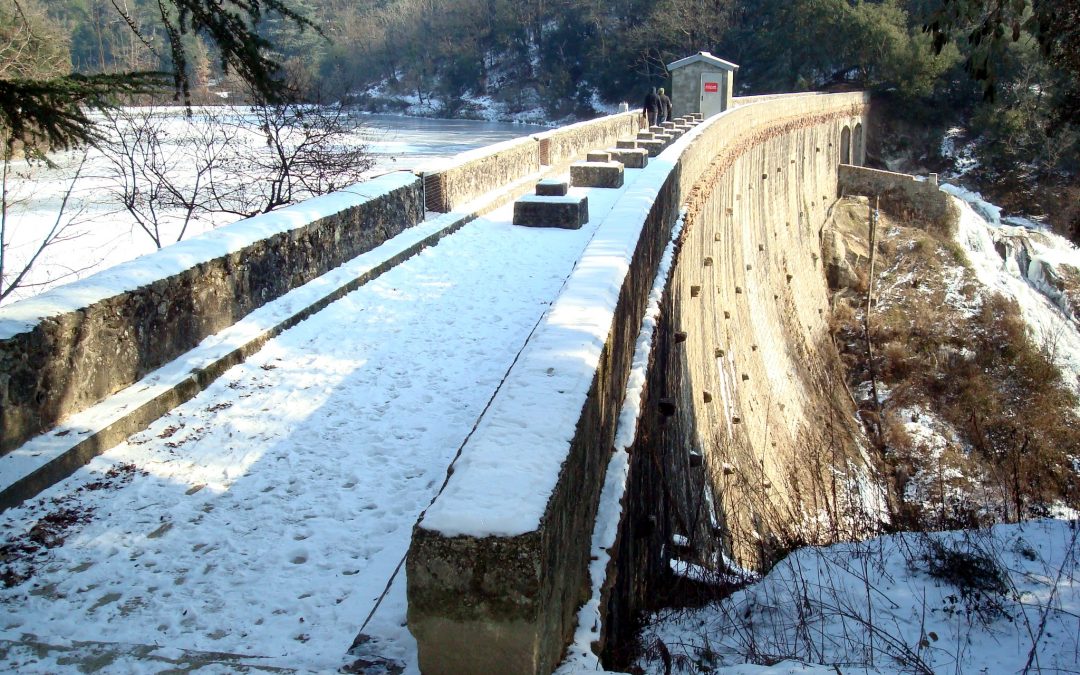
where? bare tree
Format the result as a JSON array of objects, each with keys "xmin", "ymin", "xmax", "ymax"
[
  {"xmin": 97, "ymin": 100, "xmax": 375, "ymax": 249},
  {"xmin": 208, "ymin": 100, "xmax": 376, "ymax": 218},
  {"xmin": 98, "ymin": 106, "xmax": 237, "ymax": 249},
  {"xmin": 0, "ymin": 149, "xmax": 93, "ymax": 303}
]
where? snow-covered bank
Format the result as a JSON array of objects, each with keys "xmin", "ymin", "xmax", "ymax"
[
  {"xmin": 638, "ymin": 518, "xmax": 1080, "ymax": 674},
  {"xmin": 943, "ymin": 183, "xmax": 1080, "ymax": 396}
]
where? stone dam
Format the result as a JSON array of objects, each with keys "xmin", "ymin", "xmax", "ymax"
[{"xmin": 0, "ymin": 91, "xmax": 882, "ymax": 673}]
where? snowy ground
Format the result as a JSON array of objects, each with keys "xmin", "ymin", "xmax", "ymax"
[
  {"xmin": 638, "ymin": 518, "xmax": 1080, "ymax": 674},
  {"xmin": 0, "ymin": 155, "xmax": 654, "ymax": 672}
]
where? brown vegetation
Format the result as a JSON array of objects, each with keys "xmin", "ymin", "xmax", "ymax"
[{"xmin": 827, "ymin": 198, "xmax": 1080, "ymax": 528}]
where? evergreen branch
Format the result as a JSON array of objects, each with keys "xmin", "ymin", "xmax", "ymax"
[
  {"xmin": 0, "ymin": 73, "xmax": 169, "ymax": 152},
  {"xmin": 169, "ymin": 0, "xmax": 324, "ymax": 104}
]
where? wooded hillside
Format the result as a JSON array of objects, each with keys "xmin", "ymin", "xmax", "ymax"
[{"xmin": 21, "ymin": 0, "xmax": 1080, "ymax": 237}]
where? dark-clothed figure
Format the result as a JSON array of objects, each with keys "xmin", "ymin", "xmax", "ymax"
[
  {"xmin": 657, "ymin": 87, "xmax": 672, "ymax": 124},
  {"xmin": 643, "ymin": 87, "xmax": 660, "ymax": 126}
]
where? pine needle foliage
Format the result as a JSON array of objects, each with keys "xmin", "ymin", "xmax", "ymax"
[
  {"xmin": 151, "ymin": 0, "xmax": 321, "ymax": 106},
  {"xmin": 0, "ymin": 0, "xmax": 319, "ymax": 153},
  {"xmin": 0, "ymin": 73, "xmax": 167, "ymax": 153}
]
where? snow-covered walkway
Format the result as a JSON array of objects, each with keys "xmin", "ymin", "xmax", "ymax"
[{"xmin": 0, "ymin": 175, "xmax": 640, "ymax": 673}]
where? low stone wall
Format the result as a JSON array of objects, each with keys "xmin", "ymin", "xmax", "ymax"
[
  {"xmin": 838, "ymin": 164, "xmax": 958, "ymax": 234},
  {"xmin": 535, "ymin": 112, "xmax": 643, "ymax": 168},
  {"xmin": 422, "ymin": 112, "xmax": 644, "ymax": 213},
  {"xmin": 0, "ymin": 173, "xmax": 425, "ymax": 454},
  {"xmin": 422, "ymin": 137, "xmax": 540, "ymax": 213}
]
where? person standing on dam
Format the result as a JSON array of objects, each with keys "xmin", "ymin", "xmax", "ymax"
[
  {"xmin": 657, "ymin": 87, "xmax": 672, "ymax": 124},
  {"xmin": 643, "ymin": 87, "xmax": 660, "ymax": 126}
]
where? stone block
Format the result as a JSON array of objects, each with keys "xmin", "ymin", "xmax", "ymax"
[
  {"xmin": 586, "ymin": 151, "xmax": 611, "ymax": 163},
  {"xmin": 607, "ymin": 147, "xmax": 648, "ymax": 169},
  {"xmin": 535, "ymin": 179, "xmax": 568, "ymax": 196},
  {"xmin": 616, "ymin": 139, "xmax": 638, "ymax": 149},
  {"xmin": 570, "ymin": 161, "xmax": 625, "ymax": 189},
  {"xmin": 638, "ymin": 139, "xmax": 665, "ymax": 157},
  {"xmin": 513, "ymin": 194, "xmax": 589, "ymax": 229},
  {"xmin": 637, "ymin": 131, "xmax": 655, "ymax": 141}
]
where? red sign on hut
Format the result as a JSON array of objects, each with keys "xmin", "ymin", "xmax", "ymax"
[{"xmin": 704, "ymin": 82, "xmax": 719, "ymax": 93}]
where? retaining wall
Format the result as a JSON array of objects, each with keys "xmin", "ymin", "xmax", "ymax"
[
  {"xmin": 407, "ymin": 92, "xmax": 874, "ymax": 673},
  {"xmin": 838, "ymin": 164, "xmax": 958, "ymax": 234},
  {"xmin": 0, "ymin": 173, "xmax": 425, "ymax": 455}
]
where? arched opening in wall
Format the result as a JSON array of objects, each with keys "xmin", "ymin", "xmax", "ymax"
[
  {"xmin": 853, "ymin": 123, "xmax": 864, "ymax": 166},
  {"xmin": 840, "ymin": 126, "xmax": 851, "ymax": 165}
]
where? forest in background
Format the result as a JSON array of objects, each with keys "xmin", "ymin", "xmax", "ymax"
[{"xmin": 7, "ymin": 0, "xmax": 1080, "ymax": 237}]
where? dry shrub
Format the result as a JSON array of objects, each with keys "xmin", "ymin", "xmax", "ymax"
[
  {"xmin": 829, "ymin": 300, "xmax": 856, "ymax": 331},
  {"xmin": 879, "ymin": 340, "xmax": 917, "ymax": 381},
  {"xmin": 826, "ymin": 198, "xmax": 1080, "ymax": 526}
]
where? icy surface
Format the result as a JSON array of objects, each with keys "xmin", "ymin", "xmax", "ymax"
[{"xmin": 0, "ymin": 114, "xmax": 541, "ymax": 307}]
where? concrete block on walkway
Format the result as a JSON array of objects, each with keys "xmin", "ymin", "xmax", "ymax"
[
  {"xmin": 637, "ymin": 131, "xmax": 655, "ymax": 141},
  {"xmin": 607, "ymin": 147, "xmax": 648, "ymax": 169},
  {"xmin": 570, "ymin": 161, "xmax": 624, "ymax": 189},
  {"xmin": 586, "ymin": 151, "xmax": 612, "ymax": 163},
  {"xmin": 638, "ymin": 139, "xmax": 665, "ymax": 157},
  {"xmin": 535, "ymin": 179, "xmax": 568, "ymax": 196},
  {"xmin": 513, "ymin": 194, "xmax": 589, "ymax": 229},
  {"xmin": 615, "ymin": 139, "xmax": 639, "ymax": 150}
]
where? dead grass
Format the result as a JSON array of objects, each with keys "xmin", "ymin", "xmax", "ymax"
[{"xmin": 827, "ymin": 198, "xmax": 1080, "ymax": 528}]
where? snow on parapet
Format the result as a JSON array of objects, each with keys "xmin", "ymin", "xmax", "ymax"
[
  {"xmin": 531, "ymin": 111, "xmax": 637, "ymax": 142},
  {"xmin": 0, "ymin": 172, "xmax": 419, "ymax": 340},
  {"xmin": 419, "ymin": 157, "xmax": 688, "ymax": 539},
  {"xmin": 414, "ymin": 135, "xmax": 537, "ymax": 174}
]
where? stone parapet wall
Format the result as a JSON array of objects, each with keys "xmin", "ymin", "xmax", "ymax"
[
  {"xmin": 731, "ymin": 92, "xmax": 834, "ymax": 105},
  {"xmin": 422, "ymin": 112, "xmax": 644, "ymax": 213},
  {"xmin": 421, "ymin": 136, "xmax": 540, "ymax": 213},
  {"xmin": 534, "ymin": 112, "xmax": 643, "ymax": 168},
  {"xmin": 838, "ymin": 164, "xmax": 958, "ymax": 234},
  {"xmin": 0, "ymin": 173, "xmax": 425, "ymax": 455}
]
